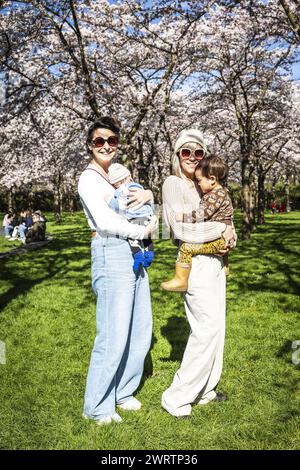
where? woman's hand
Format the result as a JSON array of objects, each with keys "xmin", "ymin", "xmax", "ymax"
[
  {"xmin": 144, "ymin": 215, "xmax": 158, "ymax": 239},
  {"xmin": 218, "ymin": 224, "xmax": 235, "ymax": 254},
  {"xmin": 127, "ymin": 188, "xmax": 153, "ymax": 210}
]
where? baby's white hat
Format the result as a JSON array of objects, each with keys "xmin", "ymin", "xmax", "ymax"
[
  {"xmin": 108, "ymin": 163, "xmax": 131, "ymax": 185},
  {"xmin": 174, "ymin": 128, "xmax": 207, "ymax": 154}
]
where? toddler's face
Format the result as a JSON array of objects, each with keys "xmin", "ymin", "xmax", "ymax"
[
  {"xmin": 114, "ymin": 175, "xmax": 133, "ymax": 188},
  {"xmin": 195, "ymin": 169, "xmax": 216, "ymax": 194}
]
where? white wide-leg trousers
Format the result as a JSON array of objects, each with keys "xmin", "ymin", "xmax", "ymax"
[{"xmin": 162, "ymin": 254, "xmax": 226, "ymax": 416}]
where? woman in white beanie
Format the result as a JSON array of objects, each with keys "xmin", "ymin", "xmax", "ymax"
[
  {"xmin": 161, "ymin": 128, "xmax": 235, "ymax": 417},
  {"xmin": 78, "ymin": 117, "xmax": 157, "ymax": 425}
]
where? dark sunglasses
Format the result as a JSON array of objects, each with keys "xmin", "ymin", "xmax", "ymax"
[
  {"xmin": 179, "ymin": 148, "xmax": 204, "ymax": 159},
  {"xmin": 92, "ymin": 136, "xmax": 119, "ymax": 148}
]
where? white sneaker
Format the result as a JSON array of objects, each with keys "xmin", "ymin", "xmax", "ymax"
[
  {"xmin": 111, "ymin": 412, "xmax": 122, "ymax": 423},
  {"xmin": 95, "ymin": 416, "xmax": 112, "ymax": 426},
  {"xmin": 118, "ymin": 397, "xmax": 142, "ymax": 411},
  {"xmin": 83, "ymin": 412, "xmax": 122, "ymax": 425}
]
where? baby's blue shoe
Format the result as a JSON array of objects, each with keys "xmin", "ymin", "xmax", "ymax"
[
  {"xmin": 133, "ymin": 251, "xmax": 145, "ymax": 273},
  {"xmin": 143, "ymin": 251, "xmax": 154, "ymax": 268}
]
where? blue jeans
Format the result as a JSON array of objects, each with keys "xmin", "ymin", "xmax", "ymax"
[
  {"xmin": 83, "ymin": 234, "xmax": 152, "ymax": 419},
  {"xmin": 18, "ymin": 223, "xmax": 27, "ymax": 240},
  {"xmin": 4, "ymin": 224, "xmax": 14, "ymax": 236}
]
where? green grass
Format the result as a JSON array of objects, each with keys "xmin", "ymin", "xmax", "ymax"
[{"xmin": 0, "ymin": 211, "xmax": 299, "ymax": 450}]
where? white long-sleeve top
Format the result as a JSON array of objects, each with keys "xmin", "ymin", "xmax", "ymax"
[
  {"xmin": 162, "ymin": 175, "xmax": 226, "ymax": 243},
  {"xmin": 78, "ymin": 165, "xmax": 145, "ymax": 240}
]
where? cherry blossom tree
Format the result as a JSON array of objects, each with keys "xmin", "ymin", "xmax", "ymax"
[
  {"xmin": 183, "ymin": 1, "xmax": 299, "ymax": 237},
  {"xmin": 278, "ymin": 0, "xmax": 300, "ymax": 43},
  {"xmin": 0, "ymin": 0, "xmax": 299, "ymax": 234}
]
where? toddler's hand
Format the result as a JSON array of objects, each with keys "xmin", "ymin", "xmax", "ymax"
[{"xmin": 144, "ymin": 215, "xmax": 158, "ymax": 238}]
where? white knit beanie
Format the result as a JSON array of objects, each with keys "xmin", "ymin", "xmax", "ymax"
[
  {"xmin": 174, "ymin": 128, "xmax": 207, "ymax": 154},
  {"xmin": 108, "ymin": 163, "xmax": 131, "ymax": 185}
]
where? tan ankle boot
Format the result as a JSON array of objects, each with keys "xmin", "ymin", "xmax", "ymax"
[{"xmin": 161, "ymin": 262, "xmax": 191, "ymax": 292}]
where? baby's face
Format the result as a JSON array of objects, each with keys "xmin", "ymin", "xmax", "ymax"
[{"xmin": 114, "ymin": 175, "xmax": 133, "ymax": 188}]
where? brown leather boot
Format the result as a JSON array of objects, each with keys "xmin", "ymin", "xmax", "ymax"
[{"xmin": 161, "ymin": 262, "xmax": 191, "ymax": 292}]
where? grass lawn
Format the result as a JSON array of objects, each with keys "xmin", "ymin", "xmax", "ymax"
[{"xmin": 0, "ymin": 211, "xmax": 299, "ymax": 450}]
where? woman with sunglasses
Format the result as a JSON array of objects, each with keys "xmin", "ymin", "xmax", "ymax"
[
  {"xmin": 78, "ymin": 116, "xmax": 157, "ymax": 425},
  {"xmin": 161, "ymin": 154, "xmax": 233, "ymax": 291},
  {"xmin": 161, "ymin": 128, "xmax": 235, "ymax": 418}
]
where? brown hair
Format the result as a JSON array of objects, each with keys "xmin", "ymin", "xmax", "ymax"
[{"xmin": 195, "ymin": 155, "xmax": 228, "ymax": 184}]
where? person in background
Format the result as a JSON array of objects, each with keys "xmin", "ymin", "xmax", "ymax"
[
  {"xmin": 18, "ymin": 210, "xmax": 33, "ymax": 244},
  {"xmin": 34, "ymin": 210, "xmax": 47, "ymax": 223},
  {"xmin": 9, "ymin": 209, "xmax": 33, "ymax": 243},
  {"xmin": 2, "ymin": 212, "xmax": 14, "ymax": 238},
  {"xmin": 25, "ymin": 212, "xmax": 46, "ymax": 244},
  {"xmin": 270, "ymin": 201, "xmax": 276, "ymax": 215}
]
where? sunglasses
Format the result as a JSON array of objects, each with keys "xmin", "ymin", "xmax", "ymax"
[
  {"xmin": 179, "ymin": 148, "xmax": 204, "ymax": 159},
  {"xmin": 92, "ymin": 136, "xmax": 119, "ymax": 148}
]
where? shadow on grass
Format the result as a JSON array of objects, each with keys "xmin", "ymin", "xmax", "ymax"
[
  {"xmin": 228, "ymin": 217, "xmax": 300, "ymax": 298},
  {"xmin": 136, "ymin": 334, "xmax": 157, "ymax": 393},
  {"xmin": 160, "ymin": 316, "xmax": 190, "ymax": 362},
  {"xmin": 153, "ymin": 213, "xmax": 300, "ymax": 368},
  {"xmin": 0, "ymin": 227, "xmax": 91, "ymax": 313}
]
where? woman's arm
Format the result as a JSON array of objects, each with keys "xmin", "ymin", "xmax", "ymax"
[
  {"xmin": 162, "ymin": 176, "xmax": 226, "ymax": 244},
  {"xmin": 78, "ymin": 171, "xmax": 146, "ymax": 240}
]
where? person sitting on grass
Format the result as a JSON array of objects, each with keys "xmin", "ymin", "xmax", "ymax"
[
  {"xmin": 2, "ymin": 211, "xmax": 14, "ymax": 238},
  {"xmin": 161, "ymin": 155, "xmax": 234, "ymax": 292},
  {"xmin": 25, "ymin": 212, "xmax": 46, "ymax": 244},
  {"xmin": 18, "ymin": 209, "xmax": 33, "ymax": 243},
  {"xmin": 34, "ymin": 210, "xmax": 47, "ymax": 223},
  {"xmin": 106, "ymin": 163, "xmax": 154, "ymax": 273},
  {"xmin": 9, "ymin": 209, "xmax": 33, "ymax": 243}
]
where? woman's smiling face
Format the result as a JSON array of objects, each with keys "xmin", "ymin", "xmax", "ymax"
[
  {"xmin": 179, "ymin": 142, "xmax": 204, "ymax": 179},
  {"xmin": 89, "ymin": 127, "xmax": 118, "ymax": 170}
]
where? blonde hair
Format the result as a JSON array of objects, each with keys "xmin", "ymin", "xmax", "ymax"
[{"xmin": 171, "ymin": 152, "xmax": 183, "ymax": 178}]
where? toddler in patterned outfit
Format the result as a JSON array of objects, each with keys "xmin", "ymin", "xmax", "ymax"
[{"xmin": 162, "ymin": 155, "xmax": 233, "ymax": 292}]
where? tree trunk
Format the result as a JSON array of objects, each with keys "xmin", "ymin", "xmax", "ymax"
[
  {"xmin": 285, "ymin": 181, "xmax": 291, "ymax": 212},
  {"xmin": 241, "ymin": 154, "xmax": 255, "ymax": 239},
  {"xmin": 68, "ymin": 195, "xmax": 76, "ymax": 212},
  {"xmin": 65, "ymin": 189, "xmax": 77, "ymax": 212},
  {"xmin": 53, "ymin": 177, "xmax": 62, "ymax": 222},
  {"xmin": 241, "ymin": 183, "xmax": 255, "ymax": 239},
  {"xmin": 7, "ymin": 188, "xmax": 14, "ymax": 212},
  {"xmin": 257, "ymin": 170, "xmax": 265, "ymax": 225}
]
